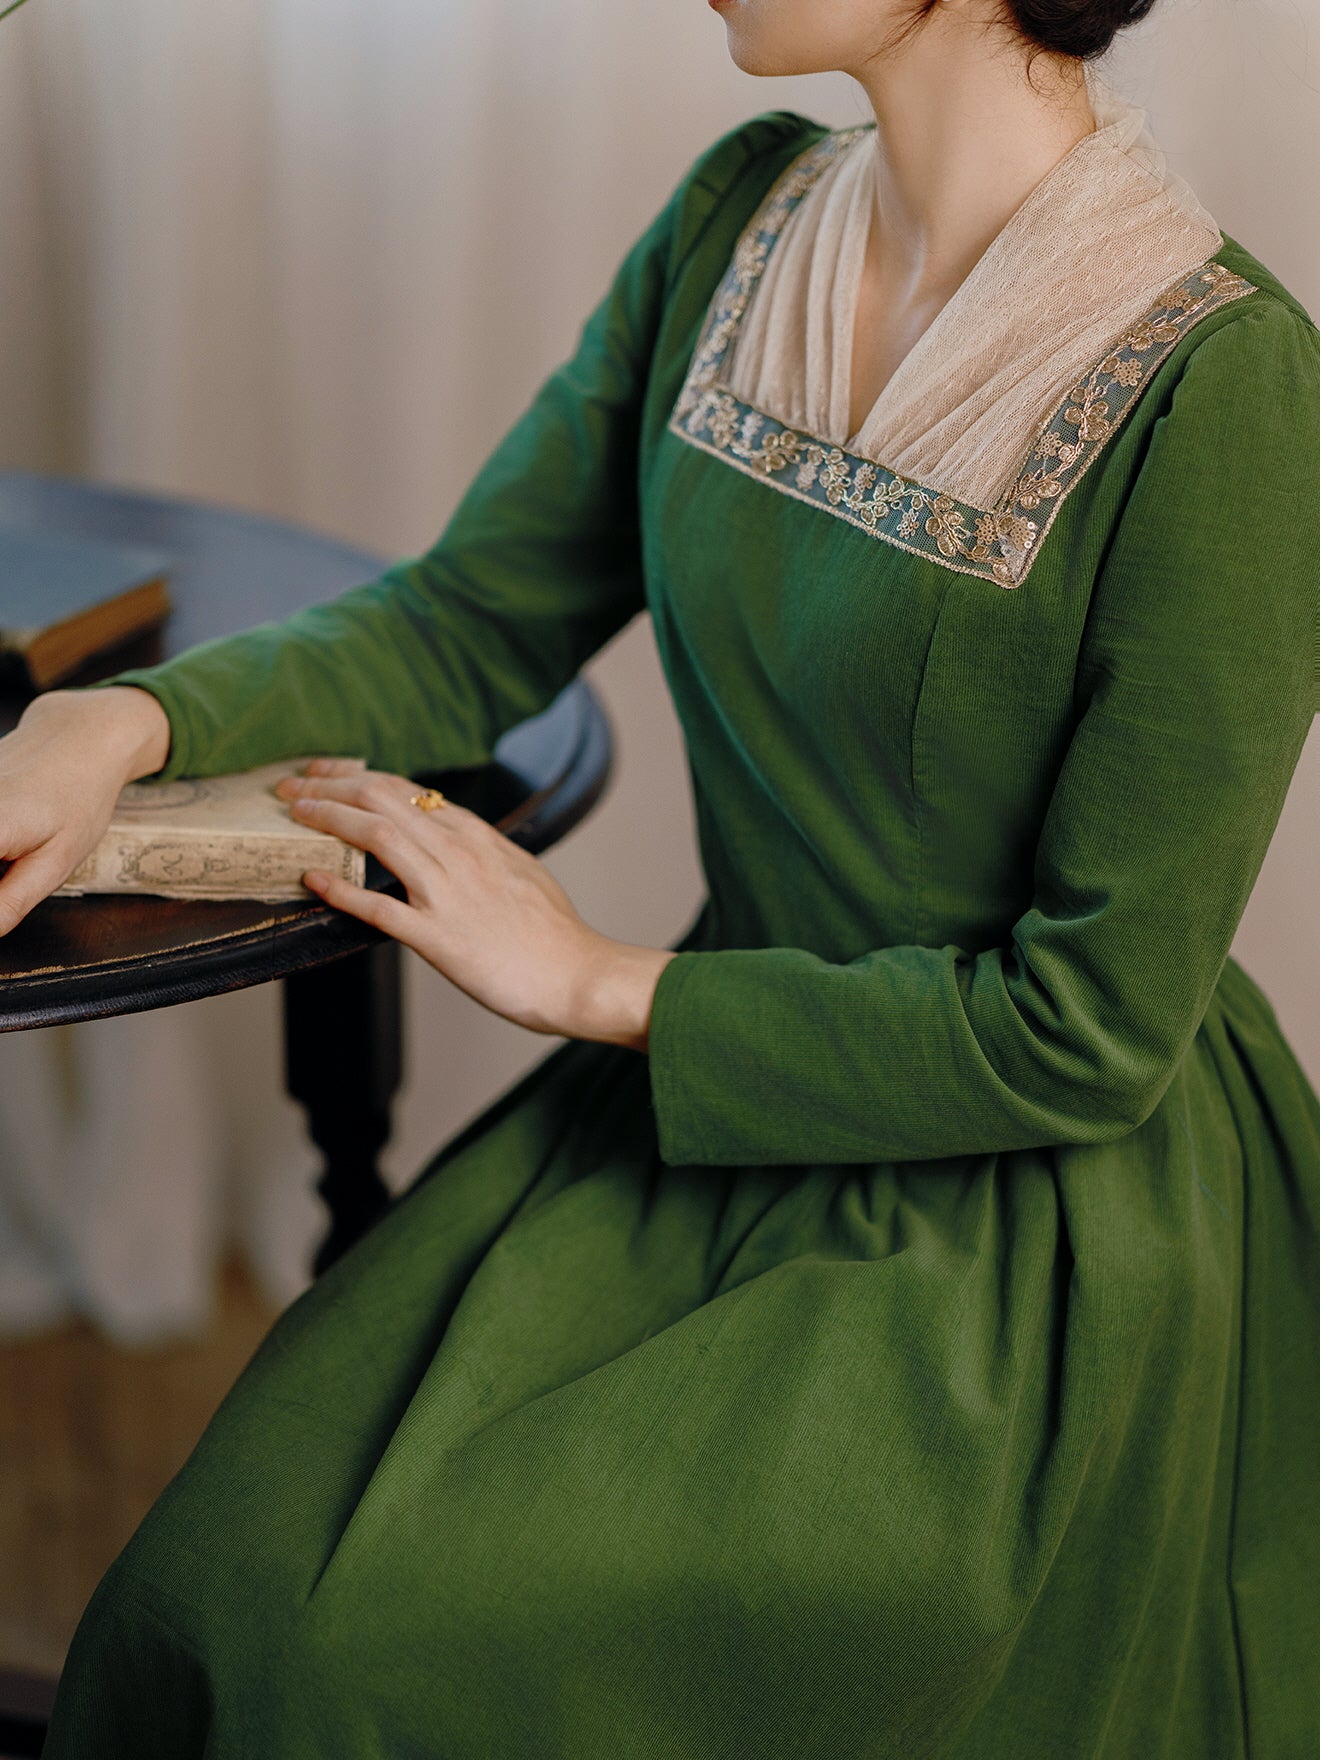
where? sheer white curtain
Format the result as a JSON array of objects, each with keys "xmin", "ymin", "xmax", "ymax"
[{"xmin": 0, "ymin": 0, "xmax": 1314, "ymax": 1340}]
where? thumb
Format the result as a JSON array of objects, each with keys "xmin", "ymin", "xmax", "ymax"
[{"xmin": 0, "ymin": 843, "xmax": 72, "ymax": 938}]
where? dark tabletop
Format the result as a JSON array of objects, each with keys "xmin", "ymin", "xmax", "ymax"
[{"xmin": 0, "ymin": 471, "xmax": 612, "ymax": 1029}]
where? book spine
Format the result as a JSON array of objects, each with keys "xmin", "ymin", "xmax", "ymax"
[
  {"xmin": 52, "ymin": 828, "xmax": 365, "ymax": 902},
  {"xmin": 28, "ymin": 575, "xmax": 172, "ymax": 689}
]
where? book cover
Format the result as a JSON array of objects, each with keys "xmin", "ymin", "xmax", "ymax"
[
  {"xmin": 0, "ymin": 528, "xmax": 173, "ymax": 690},
  {"xmin": 52, "ymin": 756, "xmax": 370, "ymax": 902}
]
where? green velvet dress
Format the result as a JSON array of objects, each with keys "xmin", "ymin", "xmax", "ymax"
[{"xmin": 45, "ymin": 111, "xmax": 1320, "ymax": 1758}]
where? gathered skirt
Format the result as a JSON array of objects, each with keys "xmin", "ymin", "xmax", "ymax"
[{"xmin": 43, "ymin": 954, "xmax": 1320, "ymax": 1759}]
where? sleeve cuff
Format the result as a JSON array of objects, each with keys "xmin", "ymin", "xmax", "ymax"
[{"xmin": 646, "ymin": 949, "xmax": 716, "ymax": 1168}]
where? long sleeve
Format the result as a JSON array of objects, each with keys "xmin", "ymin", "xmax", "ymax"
[
  {"xmin": 647, "ymin": 300, "xmax": 1320, "ymax": 1167},
  {"xmin": 81, "ymin": 112, "xmax": 818, "ymax": 783}
]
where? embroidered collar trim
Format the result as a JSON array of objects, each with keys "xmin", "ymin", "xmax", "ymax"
[{"xmin": 667, "ymin": 127, "xmax": 1260, "ymax": 587}]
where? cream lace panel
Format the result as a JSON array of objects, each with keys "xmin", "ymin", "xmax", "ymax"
[
  {"xmin": 723, "ymin": 64, "xmax": 1231, "ymax": 512},
  {"xmin": 669, "ymin": 122, "xmax": 1258, "ymax": 586}
]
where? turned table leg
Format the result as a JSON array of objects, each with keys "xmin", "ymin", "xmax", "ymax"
[{"xmin": 282, "ymin": 939, "xmax": 403, "ymax": 1277}]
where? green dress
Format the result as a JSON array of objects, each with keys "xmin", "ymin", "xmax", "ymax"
[{"xmin": 45, "ymin": 111, "xmax": 1320, "ymax": 1758}]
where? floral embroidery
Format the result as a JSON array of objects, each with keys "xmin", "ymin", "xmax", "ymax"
[{"xmin": 668, "ymin": 129, "xmax": 1261, "ymax": 587}]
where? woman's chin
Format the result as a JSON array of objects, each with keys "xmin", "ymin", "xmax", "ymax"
[
  {"xmin": 714, "ymin": 10, "xmax": 839, "ymax": 79},
  {"xmin": 720, "ymin": 31, "xmax": 804, "ymax": 78}
]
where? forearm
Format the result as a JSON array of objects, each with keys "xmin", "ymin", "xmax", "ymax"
[
  {"xmin": 78, "ymin": 583, "xmax": 509, "ymax": 784},
  {"xmin": 74, "ymin": 360, "xmax": 654, "ymax": 785}
]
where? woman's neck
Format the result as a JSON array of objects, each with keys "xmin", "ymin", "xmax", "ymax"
[{"xmin": 847, "ymin": 30, "xmax": 1099, "ymax": 308}]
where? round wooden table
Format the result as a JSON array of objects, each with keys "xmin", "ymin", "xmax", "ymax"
[{"xmin": 0, "ymin": 469, "xmax": 614, "ymax": 1275}]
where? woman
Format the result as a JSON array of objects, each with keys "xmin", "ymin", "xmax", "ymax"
[{"xmin": 10, "ymin": 0, "xmax": 1318, "ymax": 1752}]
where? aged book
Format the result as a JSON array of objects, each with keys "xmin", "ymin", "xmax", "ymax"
[
  {"xmin": 52, "ymin": 756, "xmax": 368, "ymax": 902},
  {"xmin": 0, "ymin": 528, "xmax": 173, "ymax": 690}
]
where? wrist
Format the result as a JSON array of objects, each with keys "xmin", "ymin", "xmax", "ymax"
[
  {"xmin": 22, "ymin": 683, "xmax": 173, "ymax": 783},
  {"xmin": 570, "ymin": 934, "xmax": 677, "ymax": 1052}
]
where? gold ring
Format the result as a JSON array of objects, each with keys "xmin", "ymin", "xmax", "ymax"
[{"xmin": 409, "ymin": 787, "xmax": 448, "ymax": 812}]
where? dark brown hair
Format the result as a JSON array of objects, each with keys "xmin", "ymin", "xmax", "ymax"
[{"xmin": 883, "ymin": 0, "xmax": 1161, "ymax": 79}]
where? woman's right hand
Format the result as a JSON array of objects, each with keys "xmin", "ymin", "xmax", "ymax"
[{"xmin": 0, "ymin": 684, "xmax": 173, "ymax": 937}]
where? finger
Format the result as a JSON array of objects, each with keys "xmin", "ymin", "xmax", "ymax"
[
  {"xmin": 280, "ymin": 773, "xmax": 492, "ymax": 858},
  {"xmin": 274, "ymin": 769, "xmax": 415, "ymax": 809},
  {"xmin": 351, "ymin": 780, "xmax": 489, "ymax": 844},
  {"xmin": 301, "ymin": 775, "xmax": 488, "ymax": 843},
  {"xmin": 302, "ymin": 868, "xmax": 418, "ymax": 938},
  {"xmin": 0, "ymin": 845, "xmax": 74, "ymax": 937},
  {"xmin": 274, "ymin": 766, "xmax": 366, "ymax": 801},
  {"xmin": 288, "ymin": 795, "xmax": 441, "ymax": 892},
  {"xmin": 281, "ymin": 770, "xmax": 481, "ymax": 836},
  {"xmin": 299, "ymin": 756, "xmax": 368, "ymax": 777}
]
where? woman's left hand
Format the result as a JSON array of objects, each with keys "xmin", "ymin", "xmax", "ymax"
[{"xmin": 273, "ymin": 759, "xmax": 674, "ymax": 1051}]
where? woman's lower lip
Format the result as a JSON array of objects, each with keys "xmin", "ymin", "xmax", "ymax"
[{"xmin": 708, "ymin": 0, "xmax": 736, "ymax": 10}]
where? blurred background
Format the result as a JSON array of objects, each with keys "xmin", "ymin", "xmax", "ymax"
[{"xmin": 0, "ymin": 0, "xmax": 1316, "ymax": 1686}]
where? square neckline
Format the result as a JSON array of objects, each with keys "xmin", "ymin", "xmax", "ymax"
[{"xmin": 667, "ymin": 127, "xmax": 1258, "ymax": 588}]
